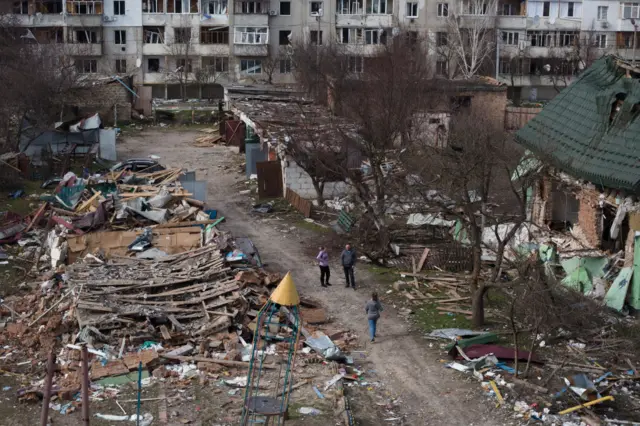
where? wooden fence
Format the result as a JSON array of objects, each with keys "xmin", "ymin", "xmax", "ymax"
[
  {"xmin": 285, "ymin": 188, "xmax": 313, "ymax": 218},
  {"xmin": 505, "ymin": 106, "xmax": 542, "ymax": 130}
]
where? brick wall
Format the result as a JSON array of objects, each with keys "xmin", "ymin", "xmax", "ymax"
[
  {"xmin": 576, "ymin": 187, "xmax": 603, "ymax": 247},
  {"xmin": 283, "ymin": 159, "xmax": 350, "ymax": 202},
  {"xmin": 469, "ymin": 91, "xmax": 507, "ymax": 131},
  {"xmin": 531, "ymin": 177, "xmax": 553, "ymax": 227},
  {"xmin": 70, "ymin": 82, "xmax": 132, "ymax": 126}
]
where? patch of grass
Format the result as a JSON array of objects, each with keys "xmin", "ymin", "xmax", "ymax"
[
  {"xmin": 295, "ymin": 219, "xmax": 330, "ymax": 234},
  {"xmin": 0, "ymin": 180, "xmax": 45, "ymax": 215},
  {"xmin": 366, "ymin": 265, "xmax": 397, "ymax": 284},
  {"xmin": 411, "ymin": 299, "xmax": 473, "ymax": 332}
]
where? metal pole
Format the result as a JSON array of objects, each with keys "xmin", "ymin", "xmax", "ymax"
[
  {"xmin": 40, "ymin": 351, "xmax": 56, "ymax": 426},
  {"xmin": 81, "ymin": 345, "xmax": 90, "ymax": 425},
  {"xmin": 633, "ymin": 26, "xmax": 637, "ymax": 65},
  {"xmin": 136, "ymin": 361, "xmax": 143, "ymax": 426},
  {"xmin": 495, "ymin": 30, "xmax": 500, "ymax": 79}
]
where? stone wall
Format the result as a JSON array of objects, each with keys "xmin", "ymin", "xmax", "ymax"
[
  {"xmin": 283, "ymin": 159, "xmax": 350, "ymax": 202},
  {"xmin": 71, "ymin": 81, "xmax": 132, "ymax": 126}
]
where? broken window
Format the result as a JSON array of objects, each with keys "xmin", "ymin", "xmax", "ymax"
[
  {"xmin": 499, "ymin": 58, "xmax": 511, "ymax": 74},
  {"xmin": 279, "ymin": 1, "xmax": 290, "ymax": 14},
  {"xmin": 67, "ymin": 1, "xmax": 104, "ymax": 14},
  {"xmin": 336, "ymin": 0, "xmax": 362, "ymax": 14},
  {"xmin": 365, "ymin": 0, "xmax": 386, "ymax": 14},
  {"xmin": 337, "ymin": 28, "xmax": 362, "ymax": 43},
  {"xmin": 29, "ymin": 27, "xmax": 64, "ymax": 43},
  {"xmin": 436, "ymin": 60, "xmax": 447, "ymax": 76},
  {"xmin": 436, "ymin": 31, "xmax": 448, "ymax": 46},
  {"xmin": 114, "ymin": 29, "xmax": 126, "ymax": 44},
  {"xmin": 311, "ymin": 1, "xmax": 323, "ymax": 14},
  {"xmin": 235, "ymin": 0, "xmax": 268, "ymax": 13},
  {"xmin": 203, "ymin": 56, "xmax": 229, "ymax": 72},
  {"xmin": 279, "ymin": 30, "xmax": 291, "ymax": 45},
  {"xmin": 144, "ymin": 26, "xmax": 165, "ymax": 43},
  {"xmin": 167, "ymin": 0, "xmax": 195, "ymax": 13},
  {"xmin": 147, "ymin": 57, "xmax": 160, "ymax": 72},
  {"xmin": 347, "ymin": 56, "xmax": 363, "ymax": 73},
  {"xmin": 542, "ymin": 1, "xmax": 550, "ymax": 16},
  {"xmin": 365, "ymin": 29, "xmax": 386, "ymax": 45},
  {"xmin": 595, "ymin": 34, "xmax": 607, "ymax": 48},
  {"xmin": 142, "ymin": 0, "xmax": 163, "ymax": 12},
  {"xmin": 75, "ymin": 58, "xmax": 98, "ymax": 73},
  {"xmin": 467, "ymin": 1, "xmax": 488, "ymax": 14},
  {"xmin": 234, "ymin": 27, "xmax": 268, "ymax": 44},
  {"xmin": 204, "ymin": 0, "xmax": 227, "ymax": 14},
  {"xmin": 174, "ymin": 27, "xmax": 191, "ymax": 43},
  {"xmin": 279, "ymin": 58, "xmax": 292, "ymax": 73},
  {"xmin": 200, "ymin": 27, "xmax": 229, "ymax": 44},
  {"xmin": 13, "ymin": 1, "xmax": 28, "ymax": 14},
  {"xmin": 176, "ymin": 58, "xmax": 193, "ymax": 72},
  {"xmin": 115, "ymin": 59, "xmax": 127, "ymax": 73},
  {"xmin": 36, "ymin": 0, "xmax": 63, "ymax": 13},
  {"xmin": 74, "ymin": 29, "xmax": 99, "ymax": 43},
  {"xmin": 558, "ymin": 31, "xmax": 578, "ymax": 47},
  {"xmin": 310, "ymin": 30, "xmax": 323, "ymax": 45},
  {"xmin": 240, "ymin": 58, "xmax": 262, "ymax": 74},
  {"xmin": 113, "ymin": 0, "xmax": 125, "ymax": 14},
  {"xmin": 437, "ymin": 2, "xmax": 448, "ymax": 16},
  {"xmin": 450, "ymin": 96, "xmax": 471, "ymax": 111},
  {"xmin": 527, "ymin": 30, "xmax": 554, "ymax": 47}
]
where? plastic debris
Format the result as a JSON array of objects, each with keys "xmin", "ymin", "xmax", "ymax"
[{"xmin": 298, "ymin": 407, "xmax": 322, "ymax": 415}]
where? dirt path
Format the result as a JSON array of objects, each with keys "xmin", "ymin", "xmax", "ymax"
[{"xmin": 118, "ymin": 129, "xmax": 507, "ymax": 426}]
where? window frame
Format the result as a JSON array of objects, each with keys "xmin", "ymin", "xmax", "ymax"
[
  {"xmin": 279, "ymin": 58, "xmax": 292, "ymax": 73},
  {"xmin": 406, "ymin": 1, "xmax": 418, "ymax": 17},
  {"xmin": 114, "ymin": 0, "xmax": 125, "ymax": 15},
  {"xmin": 501, "ymin": 31, "xmax": 519, "ymax": 46},
  {"xmin": 240, "ymin": 58, "xmax": 263, "ymax": 74},
  {"xmin": 115, "ymin": 58, "xmax": 127, "ymax": 73},
  {"xmin": 114, "ymin": 29, "xmax": 126, "ymax": 45},
  {"xmin": 279, "ymin": 0, "xmax": 291, "ymax": 14},
  {"xmin": 437, "ymin": 2, "xmax": 448, "ymax": 16},
  {"xmin": 597, "ymin": 5, "xmax": 608, "ymax": 20}
]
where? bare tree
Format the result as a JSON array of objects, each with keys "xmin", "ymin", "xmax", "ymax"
[
  {"xmin": 261, "ymin": 46, "xmax": 291, "ymax": 84},
  {"xmin": 0, "ymin": 14, "xmax": 83, "ymax": 151},
  {"xmin": 404, "ymin": 107, "xmax": 536, "ymax": 326},
  {"xmin": 446, "ymin": 0, "xmax": 498, "ymax": 78},
  {"xmin": 291, "ymin": 31, "xmax": 440, "ymax": 255},
  {"xmin": 165, "ymin": 19, "xmax": 196, "ymax": 100}
]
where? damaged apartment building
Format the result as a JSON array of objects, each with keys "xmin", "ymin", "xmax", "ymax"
[
  {"xmin": 7, "ymin": 0, "xmax": 635, "ymax": 101},
  {"xmin": 515, "ymin": 55, "xmax": 640, "ymax": 310}
]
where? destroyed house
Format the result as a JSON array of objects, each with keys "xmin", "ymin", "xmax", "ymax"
[{"xmin": 515, "ymin": 55, "xmax": 640, "ymax": 251}]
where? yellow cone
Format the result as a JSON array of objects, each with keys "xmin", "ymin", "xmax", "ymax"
[{"xmin": 269, "ymin": 272, "xmax": 300, "ymax": 306}]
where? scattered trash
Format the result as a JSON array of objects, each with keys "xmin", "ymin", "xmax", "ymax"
[{"xmin": 298, "ymin": 407, "xmax": 322, "ymax": 416}]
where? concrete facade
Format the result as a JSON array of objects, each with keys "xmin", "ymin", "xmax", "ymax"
[
  {"xmin": 5, "ymin": 0, "xmax": 639, "ymax": 101},
  {"xmin": 283, "ymin": 159, "xmax": 350, "ymax": 200}
]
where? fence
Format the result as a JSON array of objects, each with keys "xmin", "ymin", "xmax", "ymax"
[
  {"xmin": 285, "ymin": 188, "xmax": 313, "ymax": 218},
  {"xmin": 505, "ymin": 106, "xmax": 542, "ymax": 130}
]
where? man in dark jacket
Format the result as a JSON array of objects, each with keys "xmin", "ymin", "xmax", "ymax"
[{"xmin": 341, "ymin": 244, "xmax": 356, "ymax": 289}]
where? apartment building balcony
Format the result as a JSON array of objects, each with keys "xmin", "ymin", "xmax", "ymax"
[
  {"xmin": 64, "ymin": 43, "xmax": 103, "ymax": 56},
  {"xmin": 142, "ymin": 43, "xmax": 168, "ymax": 56},
  {"xmin": 233, "ymin": 1, "xmax": 270, "ymax": 27},
  {"xmin": 335, "ymin": 0, "xmax": 393, "ymax": 27},
  {"xmin": 65, "ymin": 15, "xmax": 104, "ymax": 27},
  {"xmin": 233, "ymin": 27, "xmax": 269, "ymax": 56},
  {"xmin": 196, "ymin": 44, "xmax": 231, "ymax": 56},
  {"xmin": 9, "ymin": 14, "xmax": 65, "ymax": 27},
  {"xmin": 496, "ymin": 15, "xmax": 526, "ymax": 29}
]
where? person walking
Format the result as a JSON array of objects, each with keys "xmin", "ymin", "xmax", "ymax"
[
  {"xmin": 341, "ymin": 244, "xmax": 356, "ymax": 289},
  {"xmin": 365, "ymin": 292, "xmax": 383, "ymax": 342},
  {"xmin": 316, "ymin": 246, "xmax": 331, "ymax": 288}
]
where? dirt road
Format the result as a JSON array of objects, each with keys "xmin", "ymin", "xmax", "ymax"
[{"xmin": 118, "ymin": 129, "xmax": 508, "ymax": 425}]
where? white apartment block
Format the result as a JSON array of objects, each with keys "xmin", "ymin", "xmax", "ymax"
[{"xmin": 4, "ymin": 0, "xmax": 640, "ymax": 100}]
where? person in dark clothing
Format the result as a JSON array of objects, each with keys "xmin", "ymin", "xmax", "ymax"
[
  {"xmin": 365, "ymin": 292, "xmax": 383, "ymax": 342},
  {"xmin": 341, "ymin": 244, "xmax": 356, "ymax": 289},
  {"xmin": 316, "ymin": 246, "xmax": 331, "ymax": 287}
]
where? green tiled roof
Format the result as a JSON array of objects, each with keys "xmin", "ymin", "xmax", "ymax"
[{"xmin": 515, "ymin": 56, "xmax": 640, "ymax": 193}]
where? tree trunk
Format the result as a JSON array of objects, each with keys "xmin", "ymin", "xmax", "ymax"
[
  {"xmin": 471, "ymin": 283, "xmax": 489, "ymax": 327},
  {"xmin": 311, "ymin": 179, "xmax": 325, "ymax": 206},
  {"xmin": 470, "ymin": 224, "xmax": 482, "ymax": 293}
]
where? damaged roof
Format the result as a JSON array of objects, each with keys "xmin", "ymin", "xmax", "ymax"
[
  {"xmin": 230, "ymin": 98, "xmax": 361, "ymax": 146},
  {"xmin": 515, "ymin": 55, "xmax": 640, "ymax": 193}
]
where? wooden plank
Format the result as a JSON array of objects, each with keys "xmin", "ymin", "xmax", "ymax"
[
  {"xmin": 436, "ymin": 307, "xmax": 473, "ymax": 315},
  {"xmin": 26, "ymin": 203, "xmax": 48, "ymax": 232},
  {"xmin": 416, "ymin": 248, "xmax": 431, "ymax": 272},
  {"xmin": 160, "ymin": 325, "xmax": 172, "ymax": 340}
]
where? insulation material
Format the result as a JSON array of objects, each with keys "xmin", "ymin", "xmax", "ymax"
[
  {"xmin": 604, "ymin": 267, "xmax": 633, "ymax": 311},
  {"xmin": 66, "ymin": 227, "xmax": 202, "ymax": 262}
]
